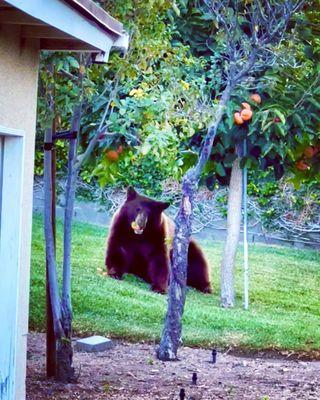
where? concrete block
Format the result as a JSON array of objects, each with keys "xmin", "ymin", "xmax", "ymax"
[{"xmin": 75, "ymin": 335, "xmax": 113, "ymax": 352}]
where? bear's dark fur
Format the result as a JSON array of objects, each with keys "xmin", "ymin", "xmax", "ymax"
[{"xmin": 105, "ymin": 187, "xmax": 212, "ymax": 294}]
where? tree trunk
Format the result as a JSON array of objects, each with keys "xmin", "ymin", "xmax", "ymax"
[
  {"xmin": 220, "ymin": 157, "xmax": 243, "ymax": 308},
  {"xmin": 158, "ymin": 84, "xmax": 232, "ymax": 361},
  {"xmin": 56, "ymin": 339, "xmax": 74, "ymax": 382},
  {"xmin": 56, "ymin": 153, "xmax": 77, "ymax": 382},
  {"xmin": 56, "ymin": 105, "xmax": 82, "ymax": 382},
  {"xmin": 44, "ymin": 127, "xmax": 70, "ymax": 384},
  {"xmin": 157, "ymin": 174, "xmax": 196, "ymax": 360},
  {"xmin": 46, "ymin": 140, "xmax": 57, "ymax": 378},
  {"xmin": 44, "ymin": 123, "xmax": 63, "ymax": 339}
]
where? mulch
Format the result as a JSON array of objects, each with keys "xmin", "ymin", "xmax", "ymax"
[{"xmin": 26, "ymin": 333, "xmax": 320, "ymax": 399}]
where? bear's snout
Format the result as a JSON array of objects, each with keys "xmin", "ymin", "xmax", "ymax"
[{"xmin": 131, "ymin": 212, "xmax": 148, "ymax": 234}]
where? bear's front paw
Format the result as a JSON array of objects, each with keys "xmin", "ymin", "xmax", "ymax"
[
  {"xmin": 151, "ymin": 285, "xmax": 167, "ymax": 295},
  {"xmin": 108, "ymin": 272, "xmax": 123, "ymax": 280},
  {"xmin": 201, "ymin": 286, "xmax": 213, "ymax": 294}
]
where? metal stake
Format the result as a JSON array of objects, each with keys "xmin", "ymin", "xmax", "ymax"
[{"xmin": 243, "ymin": 138, "xmax": 249, "ymax": 310}]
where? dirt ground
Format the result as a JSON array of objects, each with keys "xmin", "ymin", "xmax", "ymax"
[{"xmin": 26, "ymin": 333, "xmax": 320, "ymax": 400}]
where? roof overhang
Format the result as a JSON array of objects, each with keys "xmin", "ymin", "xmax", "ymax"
[{"xmin": 0, "ymin": 0, "xmax": 129, "ymax": 63}]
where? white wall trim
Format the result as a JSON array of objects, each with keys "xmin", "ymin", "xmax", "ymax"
[{"xmin": 0, "ymin": 125, "xmax": 24, "ymax": 137}]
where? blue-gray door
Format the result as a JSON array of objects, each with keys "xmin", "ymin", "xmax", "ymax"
[{"xmin": 0, "ymin": 129, "xmax": 24, "ymax": 400}]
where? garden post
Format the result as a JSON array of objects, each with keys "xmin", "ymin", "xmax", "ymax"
[
  {"xmin": 46, "ymin": 117, "xmax": 57, "ymax": 377},
  {"xmin": 243, "ymin": 138, "xmax": 249, "ymax": 310}
]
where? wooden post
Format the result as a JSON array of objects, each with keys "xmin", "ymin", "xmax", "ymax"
[{"xmin": 46, "ymin": 118, "xmax": 57, "ymax": 377}]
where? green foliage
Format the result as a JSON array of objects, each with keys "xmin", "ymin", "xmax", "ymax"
[
  {"xmin": 247, "ymin": 168, "xmax": 320, "ymax": 231},
  {"xmin": 35, "ymin": 0, "xmax": 319, "ymax": 197},
  {"xmin": 30, "ymin": 215, "xmax": 320, "ymax": 351},
  {"xmin": 168, "ymin": 0, "xmax": 319, "ymax": 190},
  {"xmin": 248, "ymin": 173, "xmax": 279, "ymax": 206},
  {"xmin": 94, "ymin": 151, "xmax": 172, "ymax": 197},
  {"xmin": 87, "ymin": 45, "xmax": 210, "ymax": 191},
  {"xmin": 36, "ymin": 52, "xmax": 90, "ymax": 176},
  {"xmin": 35, "ymin": 1, "xmax": 213, "ymax": 189},
  {"xmin": 246, "ymin": 1, "xmax": 320, "ymax": 186},
  {"xmin": 78, "ymin": 1, "xmax": 211, "ymax": 188},
  {"xmin": 249, "ymin": 67, "xmax": 320, "ymax": 185}
]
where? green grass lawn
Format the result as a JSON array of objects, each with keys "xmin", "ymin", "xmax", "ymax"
[{"xmin": 30, "ymin": 214, "xmax": 320, "ymax": 353}]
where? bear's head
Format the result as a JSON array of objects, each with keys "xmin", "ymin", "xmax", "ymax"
[{"xmin": 121, "ymin": 187, "xmax": 170, "ymax": 235}]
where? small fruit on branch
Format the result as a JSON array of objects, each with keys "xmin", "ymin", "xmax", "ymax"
[
  {"xmin": 234, "ymin": 112, "xmax": 244, "ymax": 125},
  {"xmin": 106, "ymin": 150, "xmax": 119, "ymax": 162},
  {"xmin": 241, "ymin": 102, "xmax": 251, "ymax": 110},
  {"xmin": 240, "ymin": 108, "xmax": 253, "ymax": 121},
  {"xmin": 303, "ymin": 146, "xmax": 316, "ymax": 159},
  {"xmin": 250, "ymin": 93, "xmax": 261, "ymax": 104},
  {"xmin": 296, "ymin": 160, "xmax": 309, "ymax": 171}
]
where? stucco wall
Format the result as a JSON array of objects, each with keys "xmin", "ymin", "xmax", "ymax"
[{"xmin": 0, "ymin": 25, "xmax": 39, "ymax": 400}]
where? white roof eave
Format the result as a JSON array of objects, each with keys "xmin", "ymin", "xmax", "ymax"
[
  {"xmin": 93, "ymin": 32, "xmax": 129, "ymax": 63},
  {"xmin": 5, "ymin": 0, "xmax": 128, "ymax": 62}
]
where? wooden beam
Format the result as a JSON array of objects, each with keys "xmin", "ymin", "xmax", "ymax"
[
  {"xmin": 63, "ymin": 0, "xmax": 123, "ymax": 36},
  {"xmin": 40, "ymin": 38, "xmax": 97, "ymax": 51},
  {"xmin": 21, "ymin": 25, "xmax": 71, "ymax": 39},
  {"xmin": 5, "ymin": 0, "xmax": 114, "ymax": 56},
  {"xmin": 0, "ymin": 9, "xmax": 44, "ymax": 25},
  {"xmin": 0, "ymin": 5, "xmax": 14, "ymax": 10}
]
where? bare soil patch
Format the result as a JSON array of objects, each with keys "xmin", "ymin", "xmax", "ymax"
[{"xmin": 27, "ymin": 333, "xmax": 320, "ymax": 399}]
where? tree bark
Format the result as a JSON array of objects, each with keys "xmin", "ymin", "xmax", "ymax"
[
  {"xmin": 220, "ymin": 157, "xmax": 243, "ymax": 308},
  {"xmin": 158, "ymin": 84, "xmax": 232, "ymax": 360},
  {"xmin": 56, "ymin": 104, "xmax": 82, "ymax": 382},
  {"xmin": 56, "ymin": 339, "xmax": 74, "ymax": 382},
  {"xmin": 46, "ymin": 128, "xmax": 57, "ymax": 378},
  {"xmin": 157, "ymin": 174, "xmax": 196, "ymax": 360},
  {"xmin": 44, "ymin": 127, "xmax": 63, "ymax": 339},
  {"xmin": 62, "ymin": 105, "xmax": 81, "ymax": 316}
]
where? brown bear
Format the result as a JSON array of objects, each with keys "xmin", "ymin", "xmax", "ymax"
[{"xmin": 105, "ymin": 187, "xmax": 212, "ymax": 294}]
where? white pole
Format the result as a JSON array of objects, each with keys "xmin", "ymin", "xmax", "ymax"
[{"xmin": 243, "ymin": 138, "xmax": 249, "ymax": 310}]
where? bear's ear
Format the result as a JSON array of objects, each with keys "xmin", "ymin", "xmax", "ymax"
[
  {"xmin": 127, "ymin": 186, "xmax": 137, "ymax": 201},
  {"xmin": 156, "ymin": 201, "xmax": 170, "ymax": 211}
]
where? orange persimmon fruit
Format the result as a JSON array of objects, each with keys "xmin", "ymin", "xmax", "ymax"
[
  {"xmin": 303, "ymin": 146, "xmax": 316, "ymax": 159},
  {"xmin": 234, "ymin": 112, "xmax": 244, "ymax": 125},
  {"xmin": 241, "ymin": 102, "xmax": 251, "ymax": 110},
  {"xmin": 240, "ymin": 108, "xmax": 253, "ymax": 121},
  {"xmin": 296, "ymin": 160, "xmax": 309, "ymax": 171},
  {"xmin": 250, "ymin": 93, "xmax": 261, "ymax": 104},
  {"xmin": 106, "ymin": 150, "xmax": 119, "ymax": 162}
]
